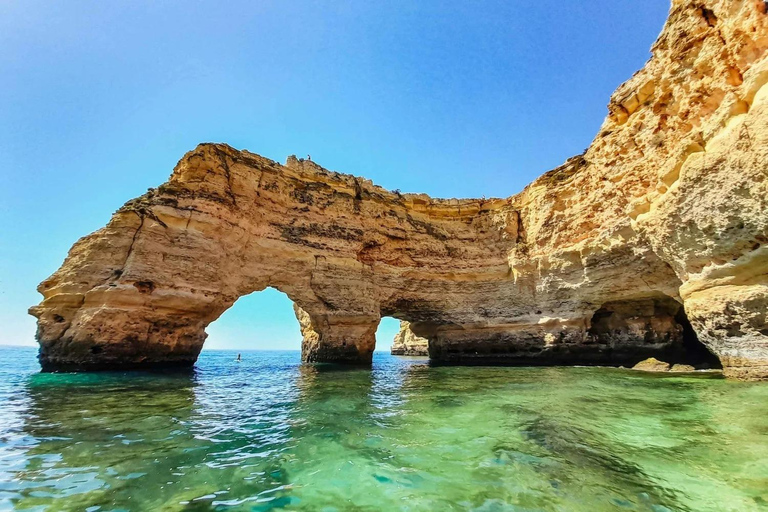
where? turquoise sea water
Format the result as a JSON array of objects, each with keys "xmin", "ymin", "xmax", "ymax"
[{"xmin": 0, "ymin": 347, "xmax": 767, "ymax": 511}]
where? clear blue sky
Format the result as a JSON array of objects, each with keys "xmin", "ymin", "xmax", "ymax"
[{"xmin": 0, "ymin": 0, "xmax": 669, "ymax": 351}]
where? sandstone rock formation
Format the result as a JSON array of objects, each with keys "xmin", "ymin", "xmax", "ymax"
[
  {"xmin": 391, "ymin": 321, "xmax": 429, "ymax": 356},
  {"xmin": 633, "ymin": 358, "xmax": 672, "ymax": 372},
  {"xmin": 31, "ymin": 0, "xmax": 768, "ymax": 378},
  {"xmin": 632, "ymin": 359, "xmax": 701, "ymax": 373},
  {"xmin": 670, "ymin": 364, "xmax": 697, "ymax": 372}
]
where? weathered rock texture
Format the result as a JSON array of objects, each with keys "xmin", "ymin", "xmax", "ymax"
[
  {"xmin": 31, "ymin": 0, "xmax": 768, "ymax": 378},
  {"xmin": 631, "ymin": 358, "xmax": 702, "ymax": 373},
  {"xmin": 633, "ymin": 358, "xmax": 672, "ymax": 372},
  {"xmin": 391, "ymin": 321, "xmax": 429, "ymax": 356}
]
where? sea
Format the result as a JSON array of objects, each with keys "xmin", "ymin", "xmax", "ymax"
[{"xmin": 0, "ymin": 346, "xmax": 766, "ymax": 511}]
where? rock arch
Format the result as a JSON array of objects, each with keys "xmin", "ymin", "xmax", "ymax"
[{"xmin": 31, "ymin": 0, "xmax": 768, "ymax": 378}]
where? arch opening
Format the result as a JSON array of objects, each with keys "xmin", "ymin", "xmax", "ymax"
[
  {"xmin": 375, "ymin": 317, "xmax": 401, "ymax": 354},
  {"xmin": 204, "ymin": 287, "xmax": 302, "ymax": 352}
]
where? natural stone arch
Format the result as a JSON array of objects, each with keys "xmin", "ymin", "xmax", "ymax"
[
  {"xmin": 30, "ymin": 1, "xmax": 768, "ymax": 378},
  {"xmin": 203, "ymin": 287, "xmax": 302, "ymax": 350}
]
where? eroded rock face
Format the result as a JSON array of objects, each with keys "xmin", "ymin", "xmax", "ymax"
[
  {"xmin": 31, "ymin": 0, "xmax": 768, "ymax": 378},
  {"xmin": 391, "ymin": 321, "xmax": 429, "ymax": 356}
]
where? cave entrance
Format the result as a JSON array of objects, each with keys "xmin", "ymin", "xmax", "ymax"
[
  {"xmin": 673, "ymin": 306, "xmax": 722, "ymax": 368},
  {"xmin": 204, "ymin": 287, "xmax": 302, "ymax": 352},
  {"xmin": 375, "ymin": 317, "xmax": 401, "ymax": 354},
  {"xmin": 587, "ymin": 294, "xmax": 721, "ymax": 368}
]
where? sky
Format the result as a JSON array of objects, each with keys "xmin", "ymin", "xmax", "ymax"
[{"xmin": 0, "ymin": 0, "xmax": 670, "ymax": 352}]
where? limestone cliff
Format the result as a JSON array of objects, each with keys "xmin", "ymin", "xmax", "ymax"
[
  {"xmin": 31, "ymin": 0, "xmax": 768, "ymax": 378},
  {"xmin": 391, "ymin": 321, "xmax": 429, "ymax": 356}
]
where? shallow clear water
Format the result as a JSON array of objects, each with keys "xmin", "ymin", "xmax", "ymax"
[{"xmin": 1, "ymin": 347, "xmax": 767, "ymax": 511}]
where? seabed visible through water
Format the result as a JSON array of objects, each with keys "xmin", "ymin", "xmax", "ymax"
[{"xmin": 1, "ymin": 346, "xmax": 767, "ymax": 511}]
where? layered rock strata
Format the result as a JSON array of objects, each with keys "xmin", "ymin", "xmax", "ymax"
[
  {"xmin": 31, "ymin": 0, "xmax": 768, "ymax": 378},
  {"xmin": 391, "ymin": 321, "xmax": 429, "ymax": 356}
]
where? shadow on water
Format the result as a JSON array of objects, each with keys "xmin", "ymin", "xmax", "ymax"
[
  {"xmin": 7, "ymin": 370, "xmax": 201, "ymax": 511},
  {"xmin": 4, "ymin": 352, "xmax": 431, "ymax": 511},
  {"xmin": 4, "ymin": 353, "xmax": 293, "ymax": 510}
]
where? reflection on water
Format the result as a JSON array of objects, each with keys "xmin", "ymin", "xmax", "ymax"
[{"xmin": 0, "ymin": 347, "xmax": 767, "ymax": 511}]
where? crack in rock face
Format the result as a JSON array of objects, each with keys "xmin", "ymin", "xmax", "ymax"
[{"xmin": 30, "ymin": 0, "xmax": 768, "ymax": 379}]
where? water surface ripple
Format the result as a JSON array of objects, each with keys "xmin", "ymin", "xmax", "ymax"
[{"xmin": 0, "ymin": 347, "xmax": 766, "ymax": 511}]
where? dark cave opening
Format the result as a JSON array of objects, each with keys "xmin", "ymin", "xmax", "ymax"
[
  {"xmin": 587, "ymin": 295, "xmax": 721, "ymax": 369},
  {"xmin": 674, "ymin": 306, "xmax": 722, "ymax": 368}
]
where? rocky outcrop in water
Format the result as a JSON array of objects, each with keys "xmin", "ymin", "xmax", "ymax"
[
  {"xmin": 633, "ymin": 358, "xmax": 673, "ymax": 372},
  {"xmin": 391, "ymin": 321, "xmax": 429, "ymax": 356},
  {"xmin": 31, "ymin": 0, "xmax": 768, "ymax": 378},
  {"xmin": 632, "ymin": 358, "xmax": 702, "ymax": 373}
]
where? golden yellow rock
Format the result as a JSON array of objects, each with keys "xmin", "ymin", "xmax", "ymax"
[
  {"xmin": 30, "ymin": 0, "xmax": 768, "ymax": 378},
  {"xmin": 633, "ymin": 358, "xmax": 672, "ymax": 372},
  {"xmin": 391, "ymin": 321, "xmax": 429, "ymax": 356}
]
